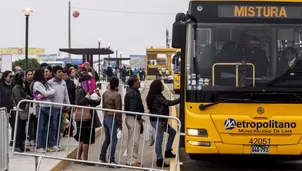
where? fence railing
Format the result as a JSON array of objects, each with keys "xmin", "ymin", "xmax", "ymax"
[
  {"xmin": 12, "ymin": 99, "xmax": 181, "ymax": 171},
  {"xmin": 0, "ymin": 107, "xmax": 9, "ymax": 171}
]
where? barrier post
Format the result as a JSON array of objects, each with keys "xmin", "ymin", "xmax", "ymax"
[
  {"xmin": 0, "ymin": 107, "xmax": 9, "ymax": 171},
  {"xmin": 13, "ymin": 99, "xmax": 181, "ymax": 171}
]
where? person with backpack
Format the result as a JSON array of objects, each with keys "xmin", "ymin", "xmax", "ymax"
[
  {"xmin": 121, "ymin": 66, "xmax": 127, "ymax": 85},
  {"xmin": 11, "ymin": 71, "xmax": 32, "ymax": 152},
  {"xmin": 74, "ymin": 74, "xmax": 101, "ymax": 164},
  {"xmin": 25, "ymin": 70, "xmax": 36, "ymax": 147}
]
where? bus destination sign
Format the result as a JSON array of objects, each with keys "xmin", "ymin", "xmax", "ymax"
[{"xmin": 218, "ymin": 5, "xmax": 302, "ymax": 18}]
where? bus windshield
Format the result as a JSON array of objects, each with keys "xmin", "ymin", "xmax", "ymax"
[{"xmin": 187, "ymin": 23, "xmax": 302, "ymax": 92}]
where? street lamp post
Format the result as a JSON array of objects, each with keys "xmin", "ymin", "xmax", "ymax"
[
  {"xmin": 108, "ymin": 44, "xmax": 111, "ymax": 67},
  {"xmin": 115, "ymin": 48, "xmax": 118, "ymax": 68},
  {"xmin": 120, "ymin": 52, "xmax": 122, "ymax": 68},
  {"xmin": 23, "ymin": 8, "xmax": 33, "ymax": 71},
  {"xmin": 98, "ymin": 39, "xmax": 101, "ymax": 75}
]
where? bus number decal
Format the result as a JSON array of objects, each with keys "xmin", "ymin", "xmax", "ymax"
[{"xmin": 249, "ymin": 138, "xmax": 271, "ymax": 145}]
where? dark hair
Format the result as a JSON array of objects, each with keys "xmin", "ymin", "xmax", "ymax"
[
  {"xmin": 109, "ymin": 77, "xmax": 119, "ymax": 90},
  {"xmin": 52, "ymin": 65, "xmax": 63, "ymax": 74},
  {"xmin": 62, "ymin": 69, "xmax": 69, "ymax": 74},
  {"xmin": 44, "ymin": 65, "xmax": 52, "ymax": 72},
  {"xmin": 82, "ymin": 68, "xmax": 88, "ymax": 72},
  {"xmin": 74, "ymin": 65, "xmax": 78, "ymax": 69},
  {"xmin": 284, "ymin": 46, "xmax": 298, "ymax": 56},
  {"xmin": 66, "ymin": 63, "xmax": 72, "ymax": 69},
  {"xmin": 0, "ymin": 70, "xmax": 12, "ymax": 83},
  {"xmin": 33, "ymin": 68, "xmax": 45, "ymax": 83},
  {"xmin": 14, "ymin": 71, "xmax": 25, "ymax": 86},
  {"xmin": 127, "ymin": 75, "xmax": 138, "ymax": 87},
  {"xmin": 146, "ymin": 79, "xmax": 163, "ymax": 111},
  {"xmin": 40, "ymin": 63, "xmax": 48, "ymax": 68},
  {"xmin": 26, "ymin": 69, "xmax": 33, "ymax": 75},
  {"xmin": 79, "ymin": 75, "xmax": 92, "ymax": 83}
]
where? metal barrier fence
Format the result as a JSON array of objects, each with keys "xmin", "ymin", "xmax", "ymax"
[
  {"xmin": 12, "ymin": 99, "xmax": 181, "ymax": 171},
  {"xmin": 0, "ymin": 107, "xmax": 9, "ymax": 171}
]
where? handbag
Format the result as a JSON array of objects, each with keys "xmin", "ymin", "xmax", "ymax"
[{"xmin": 74, "ymin": 107, "xmax": 91, "ymax": 122}]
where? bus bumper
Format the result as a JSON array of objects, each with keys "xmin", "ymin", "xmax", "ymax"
[{"xmin": 186, "ymin": 142, "xmax": 302, "ymax": 155}]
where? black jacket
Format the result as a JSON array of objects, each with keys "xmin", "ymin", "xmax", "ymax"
[
  {"xmin": 124, "ymin": 87, "xmax": 144, "ymax": 120},
  {"xmin": 149, "ymin": 94, "xmax": 180, "ymax": 122},
  {"xmin": 65, "ymin": 79, "xmax": 76, "ymax": 104},
  {"xmin": 75, "ymin": 87, "xmax": 101, "ymax": 128},
  {"xmin": 0, "ymin": 82, "xmax": 13, "ymax": 112}
]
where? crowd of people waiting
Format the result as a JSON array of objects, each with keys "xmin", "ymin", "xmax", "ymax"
[{"xmin": 0, "ymin": 61, "xmax": 179, "ymax": 168}]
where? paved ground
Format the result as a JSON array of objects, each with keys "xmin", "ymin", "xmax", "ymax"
[
  {"xmin": 8, "ymin": 109, "xmax": 104, "ymax": 171},
  {"xmin": 181, "ymin": 153, "xmax": 302, "ymax": 171},
  {"xmin": 63, "ymin": 81, "xmax": 174, "ymax": 171}
]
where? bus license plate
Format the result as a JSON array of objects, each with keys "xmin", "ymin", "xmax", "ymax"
[{"xmin": 251, "ymin": 145, "xmax": 269, "ymax": 154}]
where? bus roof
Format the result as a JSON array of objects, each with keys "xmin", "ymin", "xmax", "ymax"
[{"xmin": 191, "ymin": 0, "xmax": 302, "ymax": 2}]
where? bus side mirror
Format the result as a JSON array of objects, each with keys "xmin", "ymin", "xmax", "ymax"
[{"xmin": 172, "ymin": 13, "xmax": 186, "ymax": 48}]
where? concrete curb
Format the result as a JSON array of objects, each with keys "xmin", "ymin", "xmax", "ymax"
[
  {"xmin": 50, "ymin": 128, "xmax": 104, "ymax": 171},
  {"xmin": 162, "ymin": 83, "xmax": 180, "ymax": 171}
]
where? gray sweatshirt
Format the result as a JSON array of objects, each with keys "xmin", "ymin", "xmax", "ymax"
[
  {"xmin": 33, "ymin": 81, "xmax": 55, "ymax": 107},
  {"xmin": 48, "ymin": 78, "xmax": 70, "ymax": 108}
]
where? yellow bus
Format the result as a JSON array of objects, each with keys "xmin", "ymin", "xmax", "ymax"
[
  {"xmin": 172, "ymin": 50, "xmax": 181, "ymax": 94},
  {"xmin": 172, "ymin": 0, "xmax": 302, "ymax": 159}
]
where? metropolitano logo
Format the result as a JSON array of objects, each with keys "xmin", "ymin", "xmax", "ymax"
[{"xmin": 224, "ymin": 118, "xmax": 236, "ymax": 130}]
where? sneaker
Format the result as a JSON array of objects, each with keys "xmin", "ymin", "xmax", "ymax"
[
  {"xmin": 99, "ymin": 159, "xmax": 107, "ymax": 163},
  {"xmin": 126, "ymin": 162, "xmax": 142, "ymax": 167},
  {"xmin": 156, "ymin": 159, "xmax": 169, "ymax": 167},
  {"xmin": 82, "ymin": 162, "xmax": 96, "ymax": 166},
  {"xmin": 37, "ymin": 148, "xmax": 46, "ymax": 153},
  {"xmin": 165, "ymin": 150, "xmax": 176, "ymax": 158},
  {"xmin": 108, "ymin": 161, "xmax": 120, "ymax": 168},
  {"xmin": 14, "ymin": 148, "xmax": 24, "ymax": 153},
  {"xmin": 58, "ymin": 145, "xmax": 65, "ymax": 151},
  {"xmin": 47, "ymin": 146, "xmax": 60, "ymax": 152},
  {"xmin": 29, "ymin": 140, "xmax": 36, "ymax": 147},
  {"xmin": 21, "ymin": 148, "xmax": 30, "ymax": 152}
]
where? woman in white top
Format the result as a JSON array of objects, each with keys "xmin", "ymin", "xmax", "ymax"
[{"xmin": 31, "ymin": 68, "xmax": 56, "ymax": 153}]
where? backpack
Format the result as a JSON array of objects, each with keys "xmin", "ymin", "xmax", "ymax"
[{"xmin": 29, "ymin": 81, "xmax": 35, "ymax": 96}]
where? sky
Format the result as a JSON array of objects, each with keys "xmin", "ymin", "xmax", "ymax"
[{"xmin": 0, "ymin": 0, "xmax": 188, "ymax": 58}]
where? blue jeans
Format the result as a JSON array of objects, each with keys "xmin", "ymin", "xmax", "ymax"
[
  {"xmin": 49, "ymin": 108, "xmax": 62, "ymax": 147},
  {"xmin": 151, "ymin": 121, "xmax": 176, "ymax": 160},
  {"xmin": 36, "ymin": 106, "xmax": 51, "ymax": 149},
  {"xmin": 100, "ymin": 118, "xmax": 118, "ymax": 162}
]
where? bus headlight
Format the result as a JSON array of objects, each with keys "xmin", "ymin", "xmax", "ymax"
[
  {"xmin": 187, "ymin": 128, "xmax": 208, "ymax": 137},
  {"xmin": 188, "ymin": 141, "xmax": 211, "ymax": 147}
]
